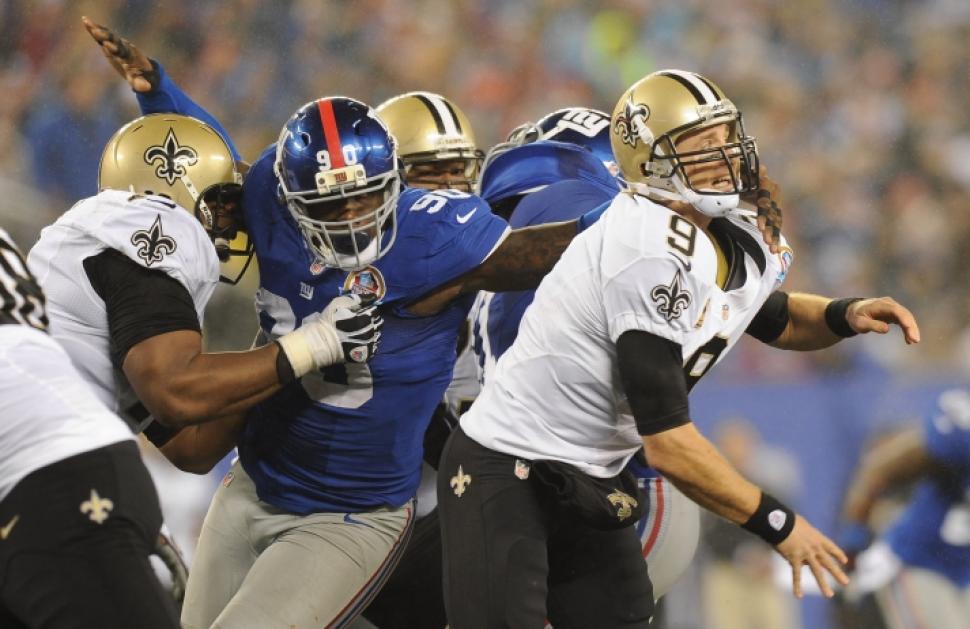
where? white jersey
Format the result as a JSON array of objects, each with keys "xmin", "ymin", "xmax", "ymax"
[
  {"xmin": 462, "ymin": 193, "xmax": 791, "ymax": 477},
  {"xmin": 443, "ymin": 312, "xmax": 483, "ymax": 418},
  {"xmin": 0, "ymin": 228, "xmax": 131, "ymax": 501},
  {"xmin": 27, "ymin": 190, "xmax": 219, "ymax": 425}
]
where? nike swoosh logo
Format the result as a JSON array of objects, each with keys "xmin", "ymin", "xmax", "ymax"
[
  {"xmin": 343, "ymin": 513, "xmax": 377, "ymax": 529},
  {"xmin": 456, "ymin": 209, "xmax": 477, "ymax": 224},
  {"xmin": 0, "ymin": 515, "xmax": 19, "ymax": 540},
  {"xmin": 668, "ymin": 252, "xmax": 692, "ymax": 272}
]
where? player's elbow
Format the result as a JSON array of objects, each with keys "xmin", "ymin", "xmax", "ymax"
[
  {"xmin": 641, "ymin": 423, "xmax": 697, "ymax": 479},
  {"xmin": 148, "ymin": 393, "xmax": 210, "ymax": 430},
  {"xmin": 159, "ymin": 444, "xmax": 221, "ymax": 475}
]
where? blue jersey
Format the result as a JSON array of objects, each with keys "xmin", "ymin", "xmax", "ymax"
[
  {"xmin": 479, "ymin": 140, "xmax": 619, "ymax": 205},
  {"xmin": 884, "ymin": 389, "xmax": 970, "ymax": 586},
  {"xmin": 473, "ymin": 143, "xmax": 618, "ymax": 367},
  {"xmin": 136, "ymin": 65, "xmax": 509, "ymax": 513}
]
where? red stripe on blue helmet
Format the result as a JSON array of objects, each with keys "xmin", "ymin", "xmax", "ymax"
[{"xmin": 317, "ymin": 99, "xmax": 346, "ymax": 169}]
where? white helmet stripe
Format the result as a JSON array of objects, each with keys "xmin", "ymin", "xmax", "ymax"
[
  {"xmin": 423, "ymin": 93, "xmax": 462, "ymax": 136},
  {"xmin": 662, "ymin": 70, "xmax": 719, "ymax": 104}
]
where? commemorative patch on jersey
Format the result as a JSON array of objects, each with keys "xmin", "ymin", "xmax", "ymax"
[
  {"xmin": 776, "ymin": 245, "xmax": 794, "ymax": 284},
  {"xmin": 342, "ymin": 265, "xmax": 386, "ymax": 302},
  {"xmin": 130, "ymin": 214, "xmax": 177, "ymax": 267},
  {"xmin": 650, "ymin": 269, "xmax": 692, "ymax": 321}
]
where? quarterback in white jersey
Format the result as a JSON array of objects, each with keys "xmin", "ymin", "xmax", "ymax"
[
  {"xmin": 464, "ymin": 192, "xmax": 786, "ymax": 477},
  {"xmin": 0, "ymin": 227, "xmax": 180, "ymax": 628},
  {"xmin": 438, "ymin": 69, "xmax": 921, "ymax": 629}
]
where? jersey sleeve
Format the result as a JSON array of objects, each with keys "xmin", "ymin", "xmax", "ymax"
[
  {"xmin": 412, "ymin": 191, "xmax": 511, "ymax": 293},
  {"xmin": 71, "ymin": 193, "xmax": 220, "ymax": 320},
  {"xmin": 136, "ymin": 59, "xmax": 241, "ymax": 161},
  {"xmin": 83, "ymin": 249, "xmax": 201, "ymax": 367},
  {"xmin": 925, "ymin": 389, "xmax": 970, "ymax": 467},
  {"xmin": 603, "ymin": 255, "xmax": 711, "ymax": 346}
]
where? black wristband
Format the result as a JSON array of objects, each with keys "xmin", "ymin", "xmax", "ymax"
[
  {"xmin": 741, "ymin": 492, "xmax": 796, "ymax": 546},
  {"xmin": 274, "ymin": 342, "xmax": 296, "ymax": 385},
  {"xmin": 824, "ymin": 297, "xmax": 863, "ymax": 338}
]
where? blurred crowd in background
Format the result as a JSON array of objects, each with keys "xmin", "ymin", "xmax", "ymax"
[
  {"xmin": 2, "ymin": 1, "xmax": 969, "ymax": 628},
  {"xmin": 3, "ymin": 0, "xmax": 970, "ymax": 374}
]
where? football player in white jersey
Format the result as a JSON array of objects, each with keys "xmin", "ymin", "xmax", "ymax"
[
  {"xmin": 28, "ymin": 113, "xmax": 382, "ymax": 474},
  {"xmin": 0, "ymin": 228, "xmax": 179, "ymax": 628},
  {"xmin": 437, "ymin": 70, "xmax": 921, "ymax": 628}
]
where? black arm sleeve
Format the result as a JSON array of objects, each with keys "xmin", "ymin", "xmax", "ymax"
[
  {"xmin": 83, "ymin": 249, "xmax": 201, "ymax": 367},
  {"xmin": 745, "ymin": 290, "xmax": 790, "ymax": 344},
  {"xmin": 616, "ymin": 330, "xmax": 691, "ymax": 436}
]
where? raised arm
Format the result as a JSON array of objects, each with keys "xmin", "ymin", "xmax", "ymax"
[{"xmin": 82, "ymin": 16, "xmax": 241, "ymax": 161}]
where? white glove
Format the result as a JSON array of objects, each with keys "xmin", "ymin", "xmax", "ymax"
[{"xmin": 277, "ymin": 294, "xmax": 383, "ymax": 377}]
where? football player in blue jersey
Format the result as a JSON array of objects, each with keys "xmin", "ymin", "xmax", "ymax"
[
  {"xmin": 83, "ymin": 19, "xmax": 599, "ymax": 629},
  {"xmin": 346, "ymin": 91, "xmax": 485, "ymax": 629},
  {"xmin": 839, "ymin": 389, "xmax": 970, "ymax": 629}
]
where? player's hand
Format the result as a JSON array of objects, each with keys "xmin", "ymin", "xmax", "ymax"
[
  {"xmin": 277, "ymin": 294, "xmax": 383, "ymax": 375},
  {"xmin": 321, "ymin": 293, "xmax": 383, "ymax": 364},
  {"xmin": 741, "ymin": 164, "xmax": 783, "ymax": 254},
  {"xmin": 846, "ymin": 296, "xmax": 920, "ymax": 345},
  {"xmin": 82, "ymin": 15, "xmax": 158, "ymax": 93},
  {"xmin": 153, "ymin": 524, "xmax": 189, "ymax": 605},
  {"xmin": 775, "ymin": 515, "xmax": 849, "ymax": 598}
]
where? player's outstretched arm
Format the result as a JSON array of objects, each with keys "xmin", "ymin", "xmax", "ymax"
[
  {"xmin": 643, "ymin": 423, "xmax": 849, "ymax": 597},
  {"xmin": 405, "ymin": 220, "xmax": 577, "ymax": 316},
  {"xmin": 756, "ymin": 292, "xmax": 920, "ymax": 350},
  {"xmin": 618, "ymin": 329, "xmax": 848, "ymax": 597}
]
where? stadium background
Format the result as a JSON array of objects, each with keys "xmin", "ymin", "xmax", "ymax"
[{"xmin": 1, "ymin": 0, "xmax": 968, "ymax": 627}]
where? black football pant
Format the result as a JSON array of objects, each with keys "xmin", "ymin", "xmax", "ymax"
[
  {"xmin": 362, "ymin": 508, "xmax": 448, "ymax": 629},
  {"xmin": 438, "ymin": 426, "xmax": 654, "ymax": 629},
  {"xmin": 0, "ymin": 440, "xmax": 178, "ymax": 629}
]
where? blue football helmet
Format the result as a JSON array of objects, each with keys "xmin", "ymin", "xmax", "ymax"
[{"xmin": 275, "ymin": 97, "xmax": 401, "ymax": 270}]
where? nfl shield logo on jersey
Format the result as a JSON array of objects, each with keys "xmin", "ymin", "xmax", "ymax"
[
  {"xmin": 349, "ymin": 346, "xmax": 370, "ymax": 363},
  {"xmin": 342, "ymin": 265, "xmax": 387, "ymax": 302},
  {"xmin": 514, "ymin": 459, "xmax": 531, "ymax": 480}
]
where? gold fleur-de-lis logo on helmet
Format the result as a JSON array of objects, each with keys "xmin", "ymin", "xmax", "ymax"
[
  {"xmin": 131, "ymin": 215, "xmax": 178, "ymax": 267},
  {"xmin": 650, "ymin": 270, "xmax": 693, "ymax": 321},
  {"xmin": 612, "ymin": 94, "xmax": 650, "ymax": 148},
  {"xmin": 607, "ymin": 490, "xmax": 638, "ymax": 522},
  {"xmin": 450, "ymin": 465, "xmax": 472, "ymax": 498},
  {"xmin": 80, "ymin": 489, "xmax": 114, "ymax": 525},
  {"xmin": 144, "ymin": 128, "xmax": 198, "ymax": 185}
]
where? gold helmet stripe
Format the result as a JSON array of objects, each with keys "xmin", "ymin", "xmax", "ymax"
[
  {"xmin": 413, "ymin": 92, "xmax": 462, "ymax": 136},
  {"xmin": 658, "ymin": 70, "xmax": 718, "ymax": 105}
]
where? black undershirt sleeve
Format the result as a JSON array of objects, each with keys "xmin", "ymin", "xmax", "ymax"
[
  {"xmin": 616, "ymin": 330, "xmax": 691, "ymax": 436},
  {"xmin": 745, "ymin": 290, "xmax": 790, "ymax": 344},
  {"xmin": 83, "ymin": 248, "xmax": 201, "ymax": 368}
]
